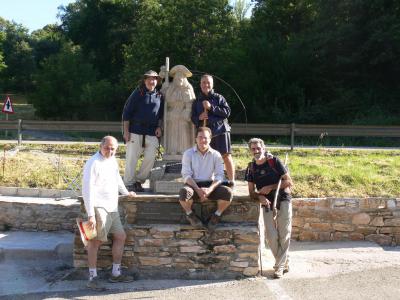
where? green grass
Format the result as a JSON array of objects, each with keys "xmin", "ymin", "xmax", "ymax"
[{"xmin": 0, "ymin": 144, "xmax": 399, "ymax": 198}]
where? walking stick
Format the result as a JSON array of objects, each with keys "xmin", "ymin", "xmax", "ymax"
[
  {"xmin": 272, "ymin": 153, "xmax": 289, "ymax": 228},
  {"xmin": 202, "ymin": 100, "xmax": 208, "ymax": 127}
]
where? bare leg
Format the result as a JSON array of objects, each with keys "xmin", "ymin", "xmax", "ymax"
[
  {"xmin": 112, "ymin": 231, "xmax": 126, "ymax": 264},
  {"xmin": 87, "ymin": 239, "xmax": 102, "ymax": 268},
  {"xmin": 222, "ymin": 154, "xmax": 235, "ymax": 182},
  {"xmin": 217, "ymin": 199, "xmax": 231, "ymax": 214},
  {"xmin": 179, "ymin": 199, "xmax": 193, "ymax": 213}
]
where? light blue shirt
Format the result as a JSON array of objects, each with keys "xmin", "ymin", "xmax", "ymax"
[{"xmin": 181, "ymin": 146, "xmax": 225, "ymax": 183}]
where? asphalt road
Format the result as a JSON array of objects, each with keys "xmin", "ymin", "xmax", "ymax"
[{"xmin": 2, "ymin": 239, "xmax": 400, "ymax": 300}]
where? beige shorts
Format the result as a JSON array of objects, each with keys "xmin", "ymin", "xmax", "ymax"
[{"xmin": 94, "ymin": 207, "xmax": 124, "ymax": 242}]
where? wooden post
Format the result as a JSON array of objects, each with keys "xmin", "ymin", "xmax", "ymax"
[{"xmin": 290, "ymin": 123, "xmax": 295, "ymax": 150}]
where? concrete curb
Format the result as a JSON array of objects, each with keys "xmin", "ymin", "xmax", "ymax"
[{"xmin": 0, "ymin": 186, "xmax": 80, "ymax": 198}]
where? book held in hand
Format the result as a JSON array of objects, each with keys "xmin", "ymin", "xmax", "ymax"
[{"xmin": 76, "ymin": 218, "xmax": 97, "ymax": 246}]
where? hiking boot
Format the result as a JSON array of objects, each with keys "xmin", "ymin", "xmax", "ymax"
[
  {"xmin": 208, "ymin": 214, "xmax": 221, "ymax": 230},
  {"xmin": 273, "ymin": 268, "xmax": 284, "ymax": 279},
  {"xmin": 87, "ymin": 277, "xmax": 106, "ymax": 291},
  {"xmin": 133, "ymin": 181, "xmax": 144, "ymax": 192},
  {"xmin": 284, "ymin": 264, "xmax": 290, "ymax": 274},
  {"xmin": 108, "ymin": 274, "xmax": 134, "ymax": 283},
  {"xmin": 186, "ymin": 212, "xmax": 203, "ymax": 228}
]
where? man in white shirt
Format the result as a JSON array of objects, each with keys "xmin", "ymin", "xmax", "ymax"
[
  {"xmin": 179, "ymin": 127, "xmax": 233, "ymax": 230},
  {"xmin": 82, "ymin": 136, "xmax": 136, "ymax": 290}
]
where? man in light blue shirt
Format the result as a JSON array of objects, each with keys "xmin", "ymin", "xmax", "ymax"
[{"xmin": 179, "ymin": 127, "xmax": 233, "ymax": 230}]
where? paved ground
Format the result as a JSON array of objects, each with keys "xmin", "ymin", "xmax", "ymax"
[{"xmin": 1, "ymin": 231, "xmax": 400, "ymax": 300}]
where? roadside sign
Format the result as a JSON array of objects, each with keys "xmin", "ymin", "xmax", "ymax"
[{"xmin": 2, "ymin": 96, "xmax": 14, "ymax": 114}]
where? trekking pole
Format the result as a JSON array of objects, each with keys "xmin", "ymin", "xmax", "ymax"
[{"xmin": 272, "ymin": 153, "xmax": 289, "ymax": 228}]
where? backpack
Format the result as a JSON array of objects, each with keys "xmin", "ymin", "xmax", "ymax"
[{"xmin": 247, "ymin": 156, "xmax": 278, "ymax": 179}]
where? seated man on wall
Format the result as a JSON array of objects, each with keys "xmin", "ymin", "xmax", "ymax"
[
  {"xmin": 179, "ymin": 126, "xmax": 233, "ymax": 230},
  {"xmin": 245, "ymin": 137, "xmax": 293, "ymax": 279},
  {"xmin": 82, "ymin": 136, "xmax": 136, "ymax": 290}
]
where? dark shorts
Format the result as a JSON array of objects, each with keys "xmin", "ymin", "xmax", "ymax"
[
  {"xmin": 179, "ymin": 184, "xmax": 233, "ymax": 202},
  {"xmin": 211, "ymin": 132, "xmax": 231, "ymax": 155}
]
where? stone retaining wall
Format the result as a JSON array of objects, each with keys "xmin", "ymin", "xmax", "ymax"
[
  {"xmin": 292, "ymin": 198, "xmax": 400, "ymax": 246},
  {"xmin": 0, "ymin": 196, "xmax": 80, "ymax": 232},
  {"xmin": 73, "ymin": 194, "xmax": 261, "ymax": 279},
  {"xmin": 74, "ymin": 224, "xmax": 260, "ymax": 279}
]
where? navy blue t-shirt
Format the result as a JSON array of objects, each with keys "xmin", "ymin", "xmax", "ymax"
[{"xmin": 244, "ymin": 157, "xmax": 291, "ymax": 203}]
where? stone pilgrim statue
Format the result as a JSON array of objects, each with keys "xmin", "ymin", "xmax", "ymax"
[{"xmin": 163, "ymin": 65, "xmax": 195, "ymax": 158}]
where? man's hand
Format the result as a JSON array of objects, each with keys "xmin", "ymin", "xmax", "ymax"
[
  {"xmin": 258, "ymin": 194, "xmax": 271, "ymax": 207},
  {"xmin": 199, "ymin": 111, "xmax": 208, "ymax": 121},
  {"xmin": 155, "ymin": 127, "xmax": 162, "ymax": 138},
  {"xmin": 88, "ymin": 216, "xmax": 96, "ymax": 230},
  {"xmin": 127, "ymin": 191, "xmax": 136, "ymax": 198},
  {"xmin": 202, "ymin": 100, "xmax": 211, "ymax": 111},
  {"xmin": 259, "ymin": 185, "xmax": 273, "ymax": 195},
  {"xmin": 196, "ymin": 187, "xmax": 208, "ymax": 202},
  {"xmin": 123, "ymin": 132, "xmax": 131, "ymax": 143}
]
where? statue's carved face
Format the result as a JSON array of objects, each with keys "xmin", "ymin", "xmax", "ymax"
[
  {"xmin": 174, "ymin": 72, "xmax": 185, "ymax": 87},
  {"xmin": 200, "ymin": 75, "xmax": 214, "ymax": 95}
]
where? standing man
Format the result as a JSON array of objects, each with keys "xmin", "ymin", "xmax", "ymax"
[
  {"xmin": 179, "ymin": 127, "xmax": 233, "ymax": 230},
  {"xmin": 244, "ymin": 138, "xmax": 293, "ymax": 279},
  {"xmin": 123, "ymin": 70, "xmax": 164, "ymax": 192},
  {"xmin": 191, "ymin": 74, "xmax": 235, "ymax": 184},
  {"xmin": 82, "ymin": 136, "xmax": 136, "ymax": 290}
]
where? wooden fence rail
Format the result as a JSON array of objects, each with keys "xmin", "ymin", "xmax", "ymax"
[{"xmin": 1, "ymin": 119, "xmax": 399, "ymax": 149}]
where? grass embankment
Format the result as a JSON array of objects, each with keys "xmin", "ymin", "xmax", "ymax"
[{"xmin": 0, "ymin": 144, "xmax": 399, "ymax": 198}]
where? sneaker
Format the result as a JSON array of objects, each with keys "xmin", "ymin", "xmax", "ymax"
[
  {"xmin": 273, "ymin": 268, "xmax": 284, "ymax": 279},
  {"xmin": 133, "ymin": 181, "xmax": 144, "ymax": 192},
  {"xmin": 186, "ymin": 212, "xmax": 203, "ymax": 228},
  {"xmin": 108, "ymin": 274, "xmax": 134, "ymax": 283},
  {"xmin": 87, "ymin": 277, "xmax": 106, "ymax": 291},
  {"xmin": 208, "ymin": 214, "xmax": 221, "ymax": 230}
]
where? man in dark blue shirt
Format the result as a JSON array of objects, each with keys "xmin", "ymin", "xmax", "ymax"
[
  {"xmin": 191, "ymin": 74, "xmax": 235, "ymax": 183},
  {"xmin": 122, "ymin": 70, "xmax": 164, "ymax": 192},
  {"xmin": 245, "ymin": 138, "xmax": 293, "ymax": 279}
]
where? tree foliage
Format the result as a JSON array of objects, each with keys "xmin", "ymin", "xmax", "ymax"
[{"xmin": 0, "ymin": 0, "xmax": 399, "ymax": 124}]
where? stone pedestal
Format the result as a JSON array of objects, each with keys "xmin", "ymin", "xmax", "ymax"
[{"xmin": 150, "ymin": 159, "xmax": 184, "ymax": 194}]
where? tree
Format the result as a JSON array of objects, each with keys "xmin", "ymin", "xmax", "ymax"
[
  {"xmin": 59, "ymin": 0, "xmax": 140, "ymax": 83},
  {"xmin": 0, "ymin": 18, "xmax": 36, "ymax": 93},
  {"xmin": 30, "ymin": 43, "xmax": 98, "ymax": 120}
]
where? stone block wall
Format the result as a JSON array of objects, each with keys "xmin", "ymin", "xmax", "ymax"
[
  {"xmin": 292, "ymin": 198, "xmax": 400, "ymax": 246},
  {"xmin": 74, "ymin": 224, "xmax": 260, "ymax": 279},
  {"xmin": 0, "ymin": 196, "xmax": 80, "ymax": 232},
  {"xmin": 73, "ymin": 195, "xmax": 262, "ymax": 279}
]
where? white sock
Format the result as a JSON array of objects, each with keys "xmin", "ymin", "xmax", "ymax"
[
  {"xmin": 112, "ymin": 263, "xmax": 121, "ymax": 277},
  {"xmin": 215, "ymin": 210, "xmax": 222, "ymax": 216},
  {"xmin": 186, "ymin": 210, "xmax": 193, "ymax": 216},
  {"xmin": 89, "ymin": 268, "xmax": 97, "ymax": 280}
]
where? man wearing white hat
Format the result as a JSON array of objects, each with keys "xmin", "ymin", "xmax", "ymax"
[{"xmin": 122, "ymin": 70, "xmax": 164, "ymax": 192}]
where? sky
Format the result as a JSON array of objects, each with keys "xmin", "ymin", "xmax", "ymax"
[
  {"xmin": 0, "ymin": 0, "xmax": 253, "ymax": 33},
  {"xmin": 0, "ymin": 0, "xmax": 76, "ymax": 32}
]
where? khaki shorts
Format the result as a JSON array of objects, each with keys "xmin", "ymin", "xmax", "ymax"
[{"xmin": 94, "ymin": 207, "xmax": 124, "ymax": 242}]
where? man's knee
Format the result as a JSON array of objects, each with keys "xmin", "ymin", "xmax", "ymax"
[
  {"xmin": 113, "ymin": 230, "xmax": 126, "ymax": 243},
  {"xmin": 179, "ymin": 186, "xmax": 194, "ymax": 201}
]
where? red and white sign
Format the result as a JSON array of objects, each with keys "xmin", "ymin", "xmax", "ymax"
[{"xmin": 2, "ymin": 96, "xmax": 14, "ymax": 114}]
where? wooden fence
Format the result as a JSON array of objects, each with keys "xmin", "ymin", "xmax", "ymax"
[{"xmin": 1, "ymin": 119, "xmax": 400, "ymax": 149}]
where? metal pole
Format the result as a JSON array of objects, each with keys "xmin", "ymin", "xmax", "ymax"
[
  {"xmin": 5, "ymin": 114, "xmax": 8, "ymax": 138},
  {"xmin": 17, "ymin": 119, "xmax": 22, "ymax": 145}
]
